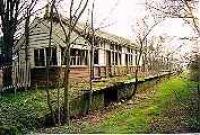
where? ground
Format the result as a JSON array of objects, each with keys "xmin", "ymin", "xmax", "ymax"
[
  {"xmin": 38, "ymin": 73, "xmax": 200, "ymax": 134},
  {"xmin": 0, "ymin": 74, "xmax": 148, "ymax": 133},
  {"xmin": 0, "ymin": 73, "xmax": 199, "ymax": 134}
]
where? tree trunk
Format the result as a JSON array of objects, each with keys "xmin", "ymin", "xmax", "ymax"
[
  {"xmin": 63, "ymin": 48, "xmax": 70, "ymax": 125},
  {"xmin": 45, "ymin": 5, "xmax": 56, "ymax": 124},
  {"xmin": 24, "ymin": 10, "xmax": 30, "ymax": 90},
  {"xmin": 2, "ymin": 35, "xmax": 13, "ymax": 87},
  {"xmin": 133, "ymin": 65, "xmax": 139, "ymax": 96}
]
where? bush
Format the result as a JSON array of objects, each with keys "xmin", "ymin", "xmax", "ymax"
[{"xmin": 0, "ymin": 126, "xmax": 19, "ymax": 135}]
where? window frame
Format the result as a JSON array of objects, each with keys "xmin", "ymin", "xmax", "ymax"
[{"xmin": 61, "ymin": 47, "xmax": 88, "ymax": 66}]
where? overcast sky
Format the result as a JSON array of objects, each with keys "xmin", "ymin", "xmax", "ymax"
[
  {"xmin": 0, "ymin": 0, "xmax": 195, "ymax": 39},
  {"xmin": 76, "ymin": 0, "xmax": 195, "ymax": 39}
]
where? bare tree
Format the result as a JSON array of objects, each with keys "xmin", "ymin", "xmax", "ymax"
[
  {"xmin": 131, "ymin": 15, "xmax": 162, "ymax": 95},
  {"xmin": 24, "ymin": 0, "xmax": 40, "ymax": 90},
  {"xmin": 44, "ymin": 0, "xmax": 57, "ymax": 125},
  {"xmin": 88, "ymin": 1, "xmax": 95, "ymax": 114},
  {"xmin": 66, "ymin": 0, "xmax": 119, "ymax": 115},
  {"xmin": 53, "ymin": 0, "xmax": 89, "ymax": 125},
  {"xmin": 147, "ymin": 36, "xmax": 165, "ymax": 76},
  {"xmin": 147, "ymin": 0, "xmax": 200, "ymax": 36},
  {"xmin": 147, "ymin": 0, "xmax": 200, "ymax": 72}
]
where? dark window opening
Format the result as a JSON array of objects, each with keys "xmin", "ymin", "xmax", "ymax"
[
  {"xmin": 110, "ymin": 44, "xmax": 114, "ymax": 50},
  {"xmin": 125, "ymin": 54, "xmax": 128, "ymax": 65},
  {"xmin": 130, "ymin": 55, "xmax": 133, "ymax": 65},
  {"xmin": 129, "ymin": 54, "xmax": 133, "ymax": 65},
  {"xmin": 94, "ymin": 49, "xmax": 99, "ymax": 65},
  {"xmin": 112, "ymin": 52, "xmax": 115, "ymax": 65},
  {"xmin": 115, "ymin": 53, "xmax": 118, "ymax": 65},
  {"xmin": 34, "ymin": 49, "xmax": 45, "ymax": 66},
  {"xmin": 106, "ymin": 51, "xmax": 111, "ymax": 66},
  {"xmin": 46, "ymin": 48, "xmax": 57, "ymax": 65},
  {"xmin": 119, "ymin": 53, "xmax": 122, "ymax": 65}
]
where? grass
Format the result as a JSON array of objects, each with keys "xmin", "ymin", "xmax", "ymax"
[
  {"xmin": 1, "ymin": 72, "xmax": 196, "ymax": 134},
  {"xmin": 0, "ymin": 74, "xmax": 142, "ymax": 133},
  {"xmin": 0, "ymin": 89, "xmax": 51, "ymax": 133},
  {"xmin": 82, "ymin": 76, "xmax": 192, "ymax": 134},
  {"xmin": 41, "ymin": 72, "xmax": 199, "ymax": 134}
]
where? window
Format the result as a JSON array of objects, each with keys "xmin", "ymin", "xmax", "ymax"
[
  {"xmin": 46, "ymin": 48, "xmax": 57, "ymax": 65},
  {"xmin": 129, "ymin": 54, "xmax": 133, "ymax": 65},
  {"xmin": 34, "ymin": 48, "xmax": 57, "ymax": 66},
  {"xmin": 106, "ymin": 51, "xmax": 111, "ymax": 65},
  {"xmin": 114, "ymin": 53, "xmax": 117, "ymax": 65},
  {"xmin": 118, "ymin": 46, "xmax": 122, "ymax": 65},
  {"xmin": 125, "ymin": 54, "xmax": 128, "ymax": 65},
  {"xmin": 113, "ymin": 45, "xmax": 122, "ymax": 65},
  {"xmin": 112, "ymin": 52, "xmax": 115, "ymax": 65},
  {"xmin": 34, "ymin": 49, "xmax": 45, "ymax": 66},
  {"xmin": 62, "ymin": 48, "xmax": 88, "ymax": 65},
  {"xmin": 110, "ymin": 44, "xmax": 114, "ymax": 50},
  {"xmin": 94, "ymin": 49, "xmax": 99, "ymax": 65},
  {"xmin": 125, "ymin": 47, "xmax": 134, "ymax": 65},
  {"xmin": 119, "ymin": 53, "xmax": 122, "ymax": 65},
  {"xmin": 70, "ymin": 49, "xmax": 77, "ymax": 65},
  {"xmin": 71, "ymin": 49, "xmax": 88, "ymax": 65},
  {"xmin": 119, "ymin": 46, "xmax": 122, "ymax": 52}
]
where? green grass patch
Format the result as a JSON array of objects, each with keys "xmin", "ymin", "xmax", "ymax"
[
  {"xmin": 0, "ymin": 74, "xmax": 139, "ymax": 133},
  {"xmin": 0, "ymin": 90, "xmax": 51, "ymax": 133},
  {"xmin": 73, "ymin": 74, "xmax": 196, "ymax": 134}
]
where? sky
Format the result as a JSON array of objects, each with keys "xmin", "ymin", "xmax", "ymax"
[
  {"xmin": 77, "ymin": 0, "xmax": 195, "ymax": 39},
  {"xmin": 35, "ymin": 0, "xmax": 195, "ymax": 39},
  {"xmin": 80, "ymin": 0, "xmax": 196, "ymax": 57},
  {"xmin": 0, "ymin": 0, "xmax": 197, "ymax": 54},
  {"xmin": 0, "ymin": 0, "xmax": 196, "ymax": 39},
  {"xmin": 0, "ymin": 0, "xmax": 197, "ymax": 64}
]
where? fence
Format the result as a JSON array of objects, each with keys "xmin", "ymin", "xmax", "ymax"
[{"xmin": 0, "ymin": 63, "xmax": 31, "ymax": 93}]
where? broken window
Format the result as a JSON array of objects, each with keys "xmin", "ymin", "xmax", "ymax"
[{"xmin": 34, "ymin": 49, "xmax": 45, "ymax": 66}]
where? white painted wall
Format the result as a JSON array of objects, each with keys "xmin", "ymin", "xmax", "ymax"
[
  {"xmin": 98, "ymin": 49, "xmax": 106, "ymax": 66},
  {"xmin": 122, "ymin": 46, "xmax": 127, "ymax": 66}
]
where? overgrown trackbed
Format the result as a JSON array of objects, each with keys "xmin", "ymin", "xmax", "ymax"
[{"xmin": 40, "ymin": 73, "xmax": 200, "ymax": 134}]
